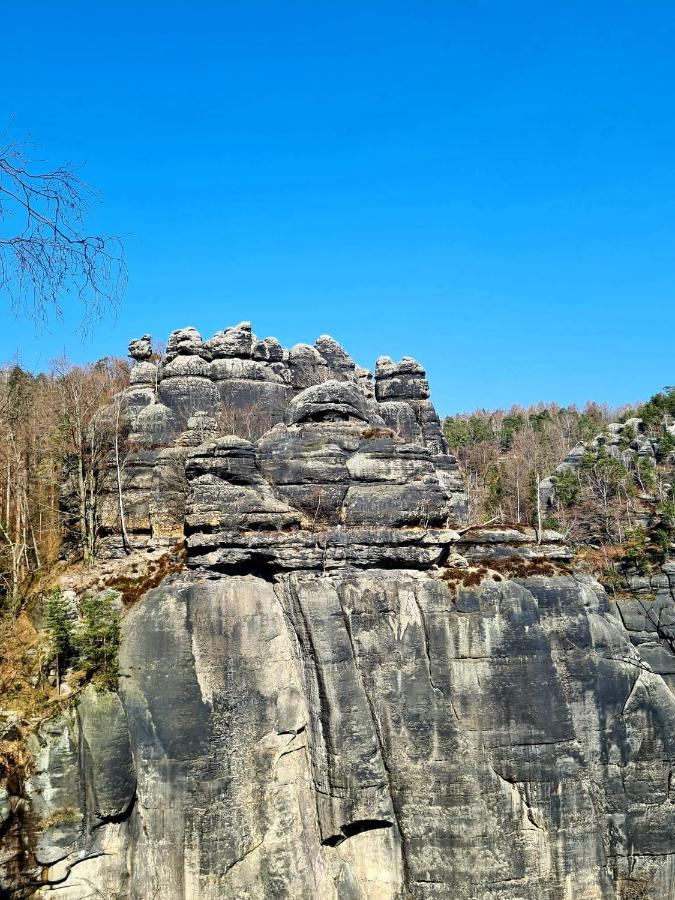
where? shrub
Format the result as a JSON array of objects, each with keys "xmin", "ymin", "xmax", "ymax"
[
  {"xmin": 622, "ymin": 527, "xmax": 652, "ymax": 575},
  {"xmin": 541, "ymin": 516, "xmax": 560, "ymax": 531},
  {"xmin": 601, "ymin": 566, "xmax": 626, "ymax": 593}
]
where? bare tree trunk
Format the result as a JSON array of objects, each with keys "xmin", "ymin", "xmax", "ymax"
[
  {"xmin": 516, "ymin": 470, "xmax": 521, "ymax": 523},
  {"xmin": 5, "ymin": 457, "xmax": 10, "ymax": 533},
  {"xmin": 86, "ymin": 430, "xmax": 97, "ymax": 562},
  {"xmin": 77, "ymin": 450, "xmax": 89, "ymax": 563}
]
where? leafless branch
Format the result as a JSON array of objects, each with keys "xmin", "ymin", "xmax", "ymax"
[{"xmin": 0, "ymin": 138, "xmax": 126, "ymax": 329}]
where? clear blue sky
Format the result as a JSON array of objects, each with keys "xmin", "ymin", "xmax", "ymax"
[{"xmin": 2, "ymin": 1, "xmax": 674, "ymax": 414}]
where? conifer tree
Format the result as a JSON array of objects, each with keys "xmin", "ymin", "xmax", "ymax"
[
  {"xmin": 76, "ymin": 591, "xmax": 121, "ymax": 690},
  {"xmin": 45, "ymin": 588, "xmax": 75, "ymax": 695}
]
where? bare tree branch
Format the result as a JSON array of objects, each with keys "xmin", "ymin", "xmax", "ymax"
[{"xmin": 0, "ymin": 137, "xmax": 126, "ymax": 329}]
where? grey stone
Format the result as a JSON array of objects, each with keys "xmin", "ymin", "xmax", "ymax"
[
  {"xmin": 252, "ymin": 335, "xmax": 284, "ymax": 362},
  {"xmin": 210, "ymin": 357, "xmax": 284, "ymax": 382},
  {"xmin": 77, "ymin": 686, "xmax": 136, "ymax": 822},
  {"xmin": 287, "ymin": 380, "xmax": 372, "ymax": 425},
  {"xmin": 165, "ymin": 326, "xmax": 207, "ymax": 360},
  {"xmin": 161, "ymin": 354, "xmax": 212, "ymax": 378},
  {"xmin": 287, "ymin": 343, "xmax": 331, "ymax": 390},
  {"xmin": 128, "ymin": 334, "xmax": 153, "ymax": 361},
  {"xmin": 204, "ymin": 321, "xmax": 254, "ymax": 359},
  {"xmin": 315, "ymin": 334, "xmax": 357, "ymax": 379},
  {"xmin": 129, "ymin": 360, "xmax": 158, "ymax": 385}
]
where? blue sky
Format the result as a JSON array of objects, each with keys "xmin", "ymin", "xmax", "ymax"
[{"xmin": 2, "ymin": 2, "xmax": 674, "ymax": 414}]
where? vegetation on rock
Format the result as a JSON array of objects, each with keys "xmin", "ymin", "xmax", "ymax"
[
  {"xmin": 443, "ymin": 401, "xmax": 610, "ymax": 525},
  {"xmin": 45, "ymin": 588, "xmax": 122, "ymax": 693},
  {"xmin": 444, "ymin": 387, "xmax": 675, "ymax": 591}
]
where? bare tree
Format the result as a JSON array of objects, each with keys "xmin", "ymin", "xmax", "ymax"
[
  {"xmin": 52, "ymin": 356, "xmax": 129, "ymax": 562},
  {"xmin": 0, "ymin": 137, "xmax": 126, "ymax": 326},
  {"xmin": 111, "ymin": 393, "xmax": 132, "ymax": 553},
  {"xmin": 0, "ymin": 357, "xmax": 129, "ymax": 606},
  {"xmin": 0, "ymin": 363, "xmax": 59, "ymax": 608},
  {"xmin": 217, "ymin": 402, "xmax": 282, "ymax": 442}
]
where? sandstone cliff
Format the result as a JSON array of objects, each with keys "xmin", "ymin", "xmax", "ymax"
[{"xmin": 3, "ymin": 323, "xmax": 675, "ymax": 899}]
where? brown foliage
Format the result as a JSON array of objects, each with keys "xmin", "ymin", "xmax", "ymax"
[
  {"xmin": 0, "ymin": 611, "xmax": 51, "ymax": 725},
  {"xmin": 361, "ymin": 426, "xmax": 396, "ymax": 440},
  {"xmin": 217, "ymin": 402, "xmax": 283, "ymax": 442},
  {"xmin": 0, "ymin": 356, "xmax": 129, "ymax": 610},
  {"xmin": 109, "ymin": 543, "xmax": 187, "ymax": 608},
  {"xmin": 439, "ymin": 556, "xmax": 571, "ymax": 590}
]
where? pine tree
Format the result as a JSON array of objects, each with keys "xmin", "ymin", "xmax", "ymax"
[
  {"xmin": 76, "ymin": 591, "xmax": 121, "ymax": 690},
  {"xmin": 45, "ymin": 589, "xmax": 76, "ymax": 695}
]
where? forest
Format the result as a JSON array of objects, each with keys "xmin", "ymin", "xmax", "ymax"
[
  {"xmin": 443, "ymin": 389, "xmax": 675, "ymax": 584},
  {"xmin": 0, "ymin": 357, "xmax": 129, "ymax": 611}
]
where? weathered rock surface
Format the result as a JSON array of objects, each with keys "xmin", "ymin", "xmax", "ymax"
[
  {"xmin": 95, "ymin": 325, "xmax": 455, "ymax": 556},
  {"xmin": 7, "ymin": 326, "xmax": 675, "ymax": 899},
  {"xmin": 24, "ymin": 560, "xmax": 675, "ymax": 899}
]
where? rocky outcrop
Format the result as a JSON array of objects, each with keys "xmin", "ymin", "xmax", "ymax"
[
  {"xmin": 6, "ymin": 326, "xmax": 675, "ymax": 899},
  {"xmin": 97, "ymin": 324, "xmax": 455, "ymax": 556},
  {"xmin": 610, "ymin": 559, "xmax": 675, "ymax": 693},
  {"xmin": 540, "ymin": 415, "xmax": 670, "ymax": 516},
  {"xmin": 541, "ymin": 413, "xmax": 675, "ymax": 708},
  {"xmin": 22, "ymin": 549, "xmax": 675, "ymax": 899}
]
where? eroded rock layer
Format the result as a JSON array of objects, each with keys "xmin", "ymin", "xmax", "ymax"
[
  {"xmin": 9, "ymin": 325, "xmax": 675, "ymax": 899},
  {"xmin": 95, "ymin": 323, "xmax": 459, "ymax": 556}
]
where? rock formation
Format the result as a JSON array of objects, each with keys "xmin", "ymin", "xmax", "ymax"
[
  {"xmin": 4, "ymin": 324, "xmax": 675, "ymax": 899},
  {"xmin": 97, "ymin": 322, "xmax": 459, "ymax": 558}
]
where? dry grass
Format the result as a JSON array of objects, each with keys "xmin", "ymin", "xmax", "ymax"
[
  {"xmin": 488, "ymin": 557, "xmax": 572, "ymax": 579},
  {"xmin": 438, "ymin": 556, "xmax": 572, "ymax": 590},
  {"xmin": 360, "ymin": 426, "xmax": 397, "ymax": 440},
  {"xmin": 440, "ymin": 566, "xmax": 489, "ymax": 588},
  {"xmin": 0, "ymin": 612, "xmax": 51, "ymax": 722},
  {"xmin": 108, "ymin": 543, "xmax": 187, "ymax": 607},
  {"xmin": 620, "ymin": 874, "xmax": 655, "ymax": 900},
  {"xmin": 54, "ymin": 541, "xmax": 187, "ymax": 608},
  {"xmin": 39, "ymin": 806, "xmax": 81, "ymax": 829}
]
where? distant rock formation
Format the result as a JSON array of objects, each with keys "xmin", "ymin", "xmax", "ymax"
[{"xmin": 7, "ymin": 325, "xmax": 675, "ymax": 899}]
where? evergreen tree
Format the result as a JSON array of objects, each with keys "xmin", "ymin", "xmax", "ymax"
[
  {"xmin": 76, "ymin": 591, "xmax": 121, "ymax": 690},
  {"xmin": 553, "ymin": 468, "xmax": 580, "ymax": 507},
  {"xmin": 45, "ymin": 589, "xmax": 76, "ymax": 695}
]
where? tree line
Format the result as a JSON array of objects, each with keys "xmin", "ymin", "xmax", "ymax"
[
  {"xmin": 0, "ymin": 356, "xmax": 128, "ymax": 610},
  {"xmin": 443, "ymin": 401, "xmax": 611, "ymax": 526},
  {"xmin": 443, "ymin": 390, "xmax": 675, "ymax": 571}
]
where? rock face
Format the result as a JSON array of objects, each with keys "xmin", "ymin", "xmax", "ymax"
[
  {"xmin": 7, "ymin": 325, "xmax": 675, "ymax": 899},
  {"xmin": 96, "ymin": 324, "xmax": 458, "ymax": 557}
]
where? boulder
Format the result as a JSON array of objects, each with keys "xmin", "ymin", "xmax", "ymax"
[
  {"xmin": 204, "ymin": 321, "xmax": 254, "ymax": 359},
  {"xmin": 128, "ymin": 334, "xmax": 153, "ymax": 361},
  {"xmin": 165, "ymin": 326, "xmax": 207, "ymax": 360}
]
